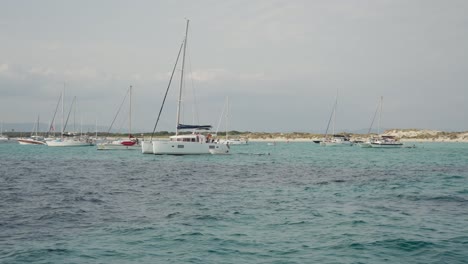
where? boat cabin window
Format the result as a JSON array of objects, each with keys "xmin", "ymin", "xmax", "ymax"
[{"xmin": 171, "ymin": 136, "xmax": 200, "ymax": 142}]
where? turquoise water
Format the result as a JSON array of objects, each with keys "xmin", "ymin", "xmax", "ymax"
[{"xmin": 0, "ymin": 141, "xmax": 467, "ymax": 263}]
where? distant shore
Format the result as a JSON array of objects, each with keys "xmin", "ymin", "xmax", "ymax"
[
  {"xmin": 226, "ymin": 129, "xmax": 468, "ymax": 143},
  {"xmin": 3, "ymin": 129, "xmax": 468, "ymax": 143},
  {"xmin": 246, "ymin": 138, "xmax": 468, "ymax": 143}
]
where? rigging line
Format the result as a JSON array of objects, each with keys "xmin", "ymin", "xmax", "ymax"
[
  {"xmin": 324, "ymin": 97, "xmax": 337, "ymax": 138},
  {"xmin": 176, "ymin": 19, "xmax": 189, "ymax": 135},
  {"xmin": 48, "ymin": 93, "xmax": 62, "ymax": 135},
  {"xmin": 378, "ymin": 96, "xmax": 383, "ymax": 135},
  {"xmin": 116, "ymin": 108, "xmax": 130, "ymax": 135},
  {"xmin": 150, "ymin": 40, "xmax": 185, "ymax": 140},
  {"xmin": 63, "ymin": 96, "xmax": 76, "ymax": 134},
  {"xmin": 107, "ymin": 88, "xmax": 130, "ymax": 135},
  {"xmin": 186, "ymin": 41, "xmax": 200, "ymax": 126},
  {"xmin": 367, "ymin": 97, "xmax": 381, "ymax": 135},
  {"xmin": 215, "ymin": 97, "xmax": 227, "ymax": 135},
  {"xmin": 29, "ymin": 116, "xmax": 36, "ymax": 137}
]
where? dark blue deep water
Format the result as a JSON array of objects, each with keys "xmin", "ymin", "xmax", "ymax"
[{"xmin": 1, "ymin": 141, "xmax": 467, "ymax": 263}]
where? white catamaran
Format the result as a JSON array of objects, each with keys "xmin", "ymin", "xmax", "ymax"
[{"xmin": 142, "ymin": 19, "xmax": 230, "ymax": 155}]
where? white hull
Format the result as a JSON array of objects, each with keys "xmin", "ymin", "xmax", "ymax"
[
  {"xmin": 320, "ymin": 141, "xmax": 353, "ymax": 147},
  {"xmin": 370, "ymin": 143, "xmax": 403, "ymax": 148},
  {"xmin": 152, "ymin": 141, "xmax": 229, "ymax": 155},
  {"xmin": 141, "ymin": 141, "xmax": 155, "ymax": 154},
  {"xmin": 46, "ymin": 139, "xmax": 92, "ymax": 147},
  {"xmin": 358, "ymin": 143, "xmax": 373, "ymax": 148},
  {"xmin": 97, "ymin": 143, "xmax": 140, "ymax": 150},
  {"xmin": 17, "ymin": 139, "xmax": 46, "ymax": 145},
  {"xmin": 219, "ymin": 139, "xmax": 248, "ymax": 145}
]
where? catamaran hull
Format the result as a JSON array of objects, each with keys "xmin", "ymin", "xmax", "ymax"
[
  {"xmin": 46, "ymin": 140, "xmax": 92, "ymax": 147},
  {"xmin": 141, "ymin": 141, "xmax": 155, "ymax": 154},
  {"xmin": 152, "ymin": 141, "xmax": 229, "ymax": 155}
]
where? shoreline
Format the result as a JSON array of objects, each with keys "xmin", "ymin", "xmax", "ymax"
[{"xmin": 246, "ymin": 138, "xmax": 468, "ymax": 143}]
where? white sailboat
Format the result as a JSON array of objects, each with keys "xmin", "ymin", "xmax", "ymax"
[
  {"xmin": 0, "ymin": 121, "xmax": 8, "ymax": 141},
  {"xmin": 17, "ymin": 115, "xmax": 46, "ymax": 145},
  {"xmin": 97, "ymin": 86, "xmax": 140, "ymax": 150},
  {"xmin": 360, "ymin": 96, "xmax": 403, "ymax": 148},
  {"xmin": 143, "ymin": 19, "xmax": 230, "ymax": 155},
  {"xmin": 216, "ymin": 97, "xmax": 248, "ymax": 145},
  {"xmin": 320, "ymin": 92, "xmax": 353, "ymax": 146},
  {"xmin": 46, "ymin": 88, "xmax": 92, "ymax": 147}
]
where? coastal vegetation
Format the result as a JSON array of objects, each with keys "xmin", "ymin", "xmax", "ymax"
[{"xmin": 3, "ymin": 129, "xmax": 467, "ymax": 142}]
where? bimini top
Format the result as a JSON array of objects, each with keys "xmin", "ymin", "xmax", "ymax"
[{"xmin": 177, "ymin": 124, "xmax": 212, "ymax": 130}]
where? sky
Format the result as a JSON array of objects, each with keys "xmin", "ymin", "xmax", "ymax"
[{"xmin": 1, "ymin": 0, "xmax": 467, "ymax": 133}]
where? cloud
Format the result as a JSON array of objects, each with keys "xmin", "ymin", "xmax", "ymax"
[
  {"xmin": 28, "ymin": 66, "xmax": 57, "ymax": 77},
  {"xmin": 189, "ymin": 69, "xmax": 231, "ymax": 82},
  {"xmin": 0, "ymin": 63, "xmax": 9, "ymax": 73},
  {"xmin": 187, "ymin": 68, "xmax": 271, "ymax": 82}
]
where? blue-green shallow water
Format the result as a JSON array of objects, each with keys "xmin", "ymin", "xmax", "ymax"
[{"xmin": 1, "ymin": 141, "xmax": 467, "ymax": 263}]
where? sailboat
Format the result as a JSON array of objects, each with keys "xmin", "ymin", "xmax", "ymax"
[
  {"xmin": 0, "ymin": 121, "xmax": 8, "ymax": 141},
  {"xmin": 46, "ymin": 88, "xmax": 92, "ymax": 147},
  {"xmin": 360, "ymin": 96, "xmax": 403, "ymax": 148},
  {"xmin": 216, "ymin": 97, "xmax": 248, "ymax": 145},
  {"xmin": 361, "ymin": 96, "xmax": 403, "ymax": 148},
  {"xmin": 142, "ymin": 19, "xmax": 230, "ymax": 155},
  {"xmin": 17, "ymin": 115, "xmax": 46, "ymax": 145},
  {"xmin": 97, "ymin": 86, "xmax": 140, "ymax": 150},
  {"xmin": 320, "ymin": 93, "xmax": 353, "ymax": 146}
]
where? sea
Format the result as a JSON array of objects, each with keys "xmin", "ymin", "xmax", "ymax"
[{"xmin": 0, "ymin": 141, "xmax": 467, "ymax": 264}]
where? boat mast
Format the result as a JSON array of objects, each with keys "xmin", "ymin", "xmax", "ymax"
[
  {"xmin": 129, "ymin": 85, "xmax": 132, "ymax": 138},
  {"xmin": 61, "ymin": 84, "xmax": 65, "ymax": 139},
  {"xmin": 36, "ymin": 115, "xmax": 40, "ymax": 136},
  {"xmin": 333, "ymin": 90, "xmax": 338, "ymax": 136},
  {"xmin": 95, "ymin": 117, "xmax": 98, "ymax": 138},
  {"xmin": 332, "ymin": 104, "xmax": 336, "ymax": 136},
  {"xmin": 73, "ymin": 97, "xmax": 76, "ymax": 133},
  {"xmin": 378, "ymin": 96, "xmax": 383, "ymax": 135},
  {"xmin": 149, "ymin": 41, "xmax": 185, "ymax": 140},
  {"xmin": 176, "ymin": 19, "xmax": 189, "ymax": 136},
  {"xmin": 226, "ymin": 97, "xmax": 229, "ymax": 140}
]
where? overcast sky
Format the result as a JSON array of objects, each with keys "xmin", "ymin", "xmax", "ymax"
[{"xmin": 1, "ymin": 0, "xmax": 467, "ymax": 133}]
